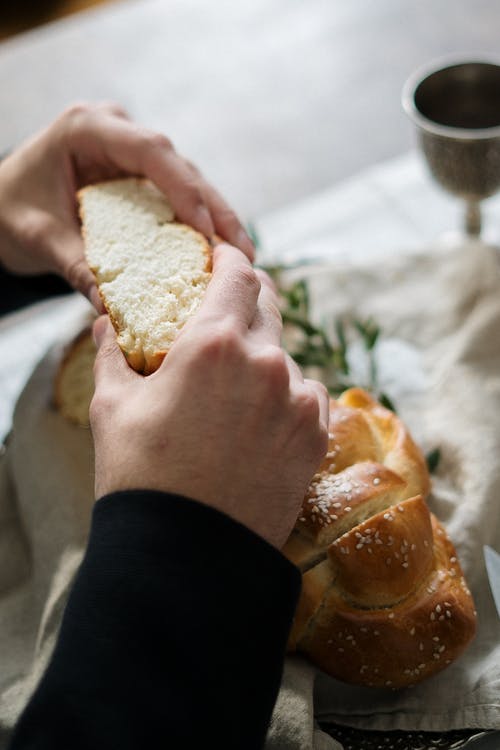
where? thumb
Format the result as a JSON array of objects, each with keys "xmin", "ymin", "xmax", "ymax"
[{"xmin": 92, "ymin": 316, "xmax": 136, "ymax": 389}]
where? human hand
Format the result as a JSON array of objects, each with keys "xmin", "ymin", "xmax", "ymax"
[
  {"xmin": 0, "ymin": 103, "xmax": 254, "ymax": 309},
  {"xmin": 90, "ymin": 244, "xmax": 329, "ymax": 549}
]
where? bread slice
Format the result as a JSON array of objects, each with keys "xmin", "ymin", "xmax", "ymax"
[
  {"xmin": 54, "ymin": 329, "xmax": 96, "ymax": 427},
  {"xmin": 78, "ymin": 178, "xmax": 212, "ymax": 374}
]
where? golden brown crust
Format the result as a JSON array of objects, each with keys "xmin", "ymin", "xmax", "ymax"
[
  {"xmin": 78, "ymin": 179, "xmax": 213, "ymax": 375},
  {"xmin": 284, "ymin": 388, "xmax": 476, "ymax": 688}
]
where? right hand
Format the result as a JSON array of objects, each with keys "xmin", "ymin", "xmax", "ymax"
[{"xmin": 90, "ymin": 244, "xmax": 329, "ymax": 549}]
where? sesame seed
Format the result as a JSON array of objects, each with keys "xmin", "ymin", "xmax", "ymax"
[
  {"xmin": 402, "ymin": 562, "xmax": 409, "ymax": 568},
  {"xmin": 439, "ymin": 645, "xmax": 446, "ymax": 653},
  {"xmin": 385, "ymin": 680, "xmax": 392, "ymax": 686},
  {"xmin": 433, "ymin": 637, "xmax": 440, "ymax": 642},
  {"xmin": 419, "ymin": 643, "xmax": 424, "ymax": 651},
  {"xmin": 398, "ymin": 505, "xmax": 405, "ymax": 512},
  {"xmin": 360, "ymin": 627, "xmax": 368, "ymax": 633},
  {"xmin": 410, "ymin": 627, "xmax": 415, "ymax": 636},
  {"xmin": 373, "ymin": 477, "xmax": 381, "ymax": 485},
  {"xmin": 436, "ymin": 605, "xmax": 442, "ymax": 613},
  {"xmin": 338, "ymin": 647, "xmax": 344, "ymax": 653},
  {"xmin": 333, "ymin": 502, "xmax": 342, "ymax": 509},
  {"xmin": 423, "ymin": 540, "xmax": 429, "ymax": 547},
  {"xmin": 375, "ymin": 538, "xmax": 383, "ymax": 545},
  {"xmin": 433, "ymin": 654, "xmax": 440, "ymax": 660},
  {"xmin": 386, "ymin": 558, "xmax": 392, "ymax": 565},
  {"xmin": 327, "ymin": 639, "xmax": 333, "ymax": 644},
  {"xmin": 446, "ymin": 611, "xmax": 452, "ymax": 619},
  {"xmin": 346, "ymin": 634, "xmax": 354, "ymax": 640},
  {"xmin": 356, "ymin": 543, "xmax": 363, "ymax": 550},
  {"xmin": 388, "ymin": 613, "xmax": 395, "ymax": 619},
  {"xmin": 344, "ymin": 506, "xmax": 352, "ymax": 512},
  {"xmin": 367, "ymin": 548, "xmax": 373, "ymax": 554},
  {"xmin": 450, "ymin": 556, "xmax": 457, "ymax": 563},
  {"xmin": 411, "ymin": 543, "xmax": 417, "ymax": 551},
  {"xmin": 404, "ymin": 669, "xmax": 411, "ymax": 675},
  {"xmin": 418, "ymin": 663, "xmax": 426, "ymax": 670},
  {"xmin": 446, "ymin": 659, "xmax": 452, "ymax": 664},
  {"xmin": 430, "ymin": 612, "xmax": 436, "ymax": 621},
  {"xmin": 299, "ymin": 517, "xmax": 306, "ymax": 522},
  {"xmin": 439, "ymin": 615, "xmax": 445, "ymax": 621},
  {"xmin": 444, "ymin": 601, "xmax": 452, "ymax": 607},
  {"xmin": 331, "ymin": 514, "xmax": 338, "ymax": 521}
]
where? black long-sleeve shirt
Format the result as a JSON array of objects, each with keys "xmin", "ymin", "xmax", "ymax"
[{"xmin": 8, "ymin": 491, "xmax": 301, "ymax": 749}]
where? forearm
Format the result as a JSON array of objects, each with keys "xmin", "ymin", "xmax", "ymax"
[{"xmin": 9, "ymin": 491, "xmax": 301, "ymax": 750}]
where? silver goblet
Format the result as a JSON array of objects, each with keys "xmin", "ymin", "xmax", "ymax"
[{"xmin": 402, "ymin": 58, "xmax": 500, "ymax": 239}]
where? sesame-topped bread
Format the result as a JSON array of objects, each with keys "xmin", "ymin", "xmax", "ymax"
[
  {"xmin": 78, "ymin": 178, "xmax": 212, "ymax": 374},
  {"xmin": 283, "ymin": 388, "xmax": 477, "ymax": 688}
]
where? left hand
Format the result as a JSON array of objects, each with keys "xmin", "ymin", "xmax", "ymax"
[{"xmin": 0, "ymin": 102, "xmax": 254, "ymax": 309}]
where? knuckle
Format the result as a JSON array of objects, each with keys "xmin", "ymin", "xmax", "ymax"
[
  {"xmin": 196, "ymin": 320, "xmax": 243, "ymax": 363},
  {"xmin": 232, "ymin": 264, "xmax": 261, "ymax": 296},
  {"xmin": 256, "ymin": 346, "xmax": 288, "ymax": 385},
  {"xmin": 143, "ymin": 130, "xmax": 174, "ymax": 154},
  {"xmin": 21, "ymin": 211, "xmax": 51, "ymax": 251},
  {"xmin": 295, "ymin": 388, "xmax": 321, "ymax": 425},
  {"xmin": 98, "ymin": 100, "xmax": 128, "ymax": 117},
  {"xmin": 60, "ymin": 101, "xmax": 92, "ymax": 125}
]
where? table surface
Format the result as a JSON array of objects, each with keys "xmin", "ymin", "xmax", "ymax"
[{"xmin": 1, "ymin": 0, "xmax": 500, "ymax": 219}]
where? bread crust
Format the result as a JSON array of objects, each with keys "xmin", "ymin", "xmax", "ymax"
[
  {"xmin": 78, "ymin": 178, "xmax": 213, "ymax": 375},
  {"xmin": 284, "ymin": 389, "xmax": 476, "ymax": 688}
]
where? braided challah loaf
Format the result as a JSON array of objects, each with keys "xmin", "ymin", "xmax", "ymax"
[{"xmin": 283, "ymin": 388, "xmax": 476, "ymax": 688}]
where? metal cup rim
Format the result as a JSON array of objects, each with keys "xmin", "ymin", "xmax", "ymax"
[{"xmin": 402, "ymin": 54, "xmax": 500, "ymax": 140}]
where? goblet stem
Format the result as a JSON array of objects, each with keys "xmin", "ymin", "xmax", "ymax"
[{"xmin": 465, "ymin": 200, "xmax": 482, "ymax": 236}]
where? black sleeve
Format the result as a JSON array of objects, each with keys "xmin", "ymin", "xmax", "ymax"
[{"xmin": 8, "ymin": 491, "xmax": 301, "ymax": 750}]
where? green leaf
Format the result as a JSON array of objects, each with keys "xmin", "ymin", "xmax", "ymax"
[
  {"xmin": 426, "ymin": 447, "xmax": 441, "ymax": 473},
  {"xmin": 282, "ymin": 311, "xmax": 321, "ymax": 337},
  {"xmin": 379, "ymin": 392, "xmax": 397, "ymax": 412},
  {"xmin": 335, "ymin": 318, "xmax": 347, "ymax": 352}
]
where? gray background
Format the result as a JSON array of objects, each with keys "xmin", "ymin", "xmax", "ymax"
[{"xmin": 0, "ymin": 0, "xmax": 500, "ymax": 220}]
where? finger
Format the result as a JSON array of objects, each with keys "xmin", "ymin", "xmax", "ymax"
[
  {"xmin": 304, "ymin": 378, "xmax": 330, "ymax": 432},
  {"xmin": 92, "ymin": 102, "xmax": 130, "ymax": 120},
  {"xmin": 70, "ymin": 115, "xmax": 214, "ymax": 238},
  {"xmin": 92, "ymin": 316, "xmax": 137, "ymax": 390},
  {"xmin": 196, "ymin": 176, "xmax": 255, "ymax": 261},
  {"xmin": 50, "ymin": 230, "xmax": 103, "ymax": 309},
  {"xmin": 195, "ymin": 243, "xmax": 261, "ymax": 329},
  {"xmin": 285, "ymin": 351, "xmax": 305, "ymax": 384},
  {"xmin": 248, "ymin": 271, "xmax": 282, "ymax": 346}
]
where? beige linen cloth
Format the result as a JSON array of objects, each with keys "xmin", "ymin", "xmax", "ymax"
[{"xmin": 0, "ymin": 241, "xmax": 499, "ymax": 749}]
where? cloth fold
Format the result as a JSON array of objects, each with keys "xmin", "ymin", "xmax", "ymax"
[{"xmin": 0, "ymin": 240, "xmax": 499, "ymax": 749}]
